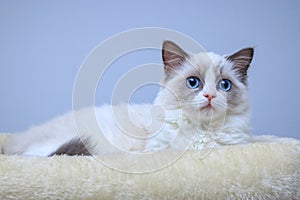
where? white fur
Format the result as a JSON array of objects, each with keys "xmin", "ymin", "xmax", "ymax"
[
  {"xmin": 152, "ymin": 52, "xmax": 252, "ymax": 150},
  {"xmin": 3, "ymin": 48, "xmax": 254, "ymax": 156}
]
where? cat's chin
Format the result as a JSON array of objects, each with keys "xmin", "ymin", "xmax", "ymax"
[
  {"xmin": 199, "ymin": 102, "xmax": 218, "ymax": 113},
  {"xmin": 198, "ymin": 106, "xmax": 226, "ymax": 121},
  {"xmin": 199, "ymin": 107, "xmax": 215, "ymax": 117},
  {"xmin": 200, "ymin": 104, "xmax": 213, "ymax": 111}
]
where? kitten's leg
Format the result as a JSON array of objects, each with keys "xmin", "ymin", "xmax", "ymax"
[{"xmin": 49, "ymin": 137, "xmax": 92, "ymax": 156}]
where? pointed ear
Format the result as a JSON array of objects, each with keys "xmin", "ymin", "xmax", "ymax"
[
  {"xmin": 226, "ymin": 47, "xmax": 254, "ymax": 84},
  {"xmin": 162, "ymin": 41, "xmax": 188, "ymax": 73}
]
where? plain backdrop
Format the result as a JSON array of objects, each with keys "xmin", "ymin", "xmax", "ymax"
[{"xmin": 0, "ymin": 1, "xmax": 299, "ymax": 139}]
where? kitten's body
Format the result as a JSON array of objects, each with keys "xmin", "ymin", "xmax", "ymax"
[{"xmin": 3, "ymin": 41, "xmax": 255, "ymax": 156}]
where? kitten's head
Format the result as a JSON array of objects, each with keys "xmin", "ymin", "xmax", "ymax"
[{"xmin": 155, "ymin": 41, "xmax": 254, "ymax": 123}]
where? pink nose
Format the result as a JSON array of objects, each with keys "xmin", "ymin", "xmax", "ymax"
[{"xmin": 204, "ymin": 94, "xmax": 216, "ymax": 101}]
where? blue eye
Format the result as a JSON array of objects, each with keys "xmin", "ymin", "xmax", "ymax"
[
  {"xmin": 218, "ymin": 79, "xmax": 232, "ymax": 92},
  {"xmin": 186, "ymin": 76, "xmax": 201, "ymax": 89}
]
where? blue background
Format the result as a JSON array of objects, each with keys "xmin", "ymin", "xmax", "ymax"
[{"xmin": 0, "ymin": 1, "xmax": 299, "ymax": 139}]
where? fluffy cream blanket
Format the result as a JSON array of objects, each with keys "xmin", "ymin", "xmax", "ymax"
[{"xmin": 0, "ymin": 134, "xmax": 299, "ymax": 199}]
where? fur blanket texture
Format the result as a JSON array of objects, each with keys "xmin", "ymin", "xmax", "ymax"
[{"xmin": 0, "ymin": 134, "xmax": 299, "ymax": 199}]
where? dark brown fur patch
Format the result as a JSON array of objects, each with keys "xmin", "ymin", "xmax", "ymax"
[{"xmin": 49, "ymin": 137, "xmax": 92, "ymax": 156}]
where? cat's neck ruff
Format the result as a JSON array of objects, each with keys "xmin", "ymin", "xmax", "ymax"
[{"xmin": 155, "ymin": 105, "xmax": 252, "ymax": 148}]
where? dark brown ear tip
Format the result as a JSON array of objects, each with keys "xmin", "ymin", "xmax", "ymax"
[
  {"xmin": 248, "ymin": 47, "xmax": 254, "ymax": 59},
  {"xmin": 246, "ymin": 48, "xmax": 254, "ymax": 60},
  {"xmin": 241, "ymin": 47, "xmax": 254, "ymax": 54},
  {"xmin": 162, "ymin": 40, "xmax": 177, "ymax": 49},
  {"xmin": 163, "ymin": 40, "xmax": 175, "ymax": 44},
  {"xmin": 248, "ymin": 47, "xmax": 254, "ymax": 53}
]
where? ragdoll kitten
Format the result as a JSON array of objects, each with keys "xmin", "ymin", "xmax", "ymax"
[{"xmin": 2, "ymin": 41, "xmax": 254, "ymax": 156}]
